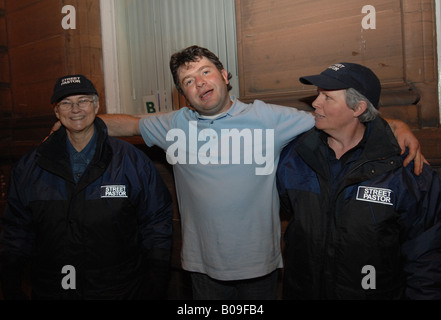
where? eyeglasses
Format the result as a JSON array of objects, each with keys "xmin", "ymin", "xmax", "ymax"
[{"xmin": 57, "ymin": 98, "xmax": 94, "ymax": 111}]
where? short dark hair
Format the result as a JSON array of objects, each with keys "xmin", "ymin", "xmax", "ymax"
[{"xmin": 170, "ymin": 45, "xmax": 233, "ymax": 95}]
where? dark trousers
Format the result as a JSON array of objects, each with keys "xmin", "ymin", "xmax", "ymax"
[{"xmin": 190, "ymin": 269, "xmax": 279, "ymax": 300}]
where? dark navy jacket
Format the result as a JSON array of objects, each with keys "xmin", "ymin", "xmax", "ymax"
[
  {"xmin": 277, "ymin": 117, "xmax": 441, "ymax": 299},
  {"xmin": 0, "ymin": 118, "xmax": 173, "ymax": 299}
]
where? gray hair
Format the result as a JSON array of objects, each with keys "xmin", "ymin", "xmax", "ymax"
[
  {"xmin": 345, "ymin": 88, "xmax": 379, "ymax": 123},
  {"xmin": 91, "ymin": 94, "xmax": 99, "ymax": 106}
]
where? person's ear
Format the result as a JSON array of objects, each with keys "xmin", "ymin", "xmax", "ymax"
[
  {"xmin": 353, "ymin": 100, "xmax": 368, "ymax": 117},
  {"xmin": 54, "ymin": 104, "xmax": 61, "ymax": 120},
  {"xmin": 221, "ymin": 69, "xmax": 229, "ymax": 86},
  {"xmin": 94, "ymin": 101, "xmax": 100, "ymax": 115}
]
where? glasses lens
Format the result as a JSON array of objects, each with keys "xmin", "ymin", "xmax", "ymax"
[
  {"xmin": 59, "ymin": 102, "xmax": 72, "ymax": 110},
  {"xmin": 58, "ymin": 99, "xmax": 93, "ymax": 110},
  {"xmin": 78, "ymin": 99, "xmax": 92, "ymax": 108}
]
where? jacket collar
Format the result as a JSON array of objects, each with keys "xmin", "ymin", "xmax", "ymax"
[
  {"xmin": 36, "ymin": 117, "xmax": 112, "ymax": 184},
  {"xmin": 296, "ymin": 117, "xmax": 402, "ymax": 179}
]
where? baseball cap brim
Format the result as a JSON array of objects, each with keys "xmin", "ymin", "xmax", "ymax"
[
  {"xmin": 51, "ymin": 88, "xmax": 98, "ymax": 104},
  {"xmin": 299, "ymin": 74, "xmax": 351, "ymax": 90}
]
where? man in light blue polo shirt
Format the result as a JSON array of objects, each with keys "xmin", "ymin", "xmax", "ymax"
[
  {"xmin": 140, "ymin": 94, "xmax": 314, "ymax": 292},
  {"xmin": 96, "ymin": 46, "xmax": 424, "ymax": 299}
]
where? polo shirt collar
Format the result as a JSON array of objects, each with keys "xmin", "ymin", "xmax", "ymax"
[{"xmin": 195, "ymin": 96, "xmax": 244, "ymax": 120}]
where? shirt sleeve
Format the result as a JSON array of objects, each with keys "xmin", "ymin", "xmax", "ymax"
[
  {"xmin": 139, "ymin": 111, "xmax": 178, "ymax": 149},
  {"xmin": 255, "ymin": 101, "xmax": 315, "ymax": 148}
]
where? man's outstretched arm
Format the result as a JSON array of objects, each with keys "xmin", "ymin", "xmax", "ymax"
[{"xmin": 97, "ymin": 114, "xmax": 141, "ymax": 137}]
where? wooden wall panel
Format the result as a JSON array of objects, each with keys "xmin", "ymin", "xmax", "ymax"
[
  {"xmin": 7, "ymin": 0, "xmax": 62, "ymax": 48},
  {"xmin": 0, "ymin": 87, "xmax": 12, "ymax": 117},
  {"xmin": 9, "ymin": 37, "xmax": 65, "ymax": 117},
  {"xmin": 236, "ymin": 0, "xmax": 439, "ymax": 129},
  {"xmin": 5, "ymin": 0, "xmax": 104, "ymax": 120},
  {"xmin": 0, "ymin": 52, "xmax": 9, "ymax": 84},
  {"xmin": 0, "ymin": 0, "xmax": 11, "ymax": 156},
  {"xmin": 0, "ymin": 0, "xmax": 10, "ymax": 117},
  {"xmin": 237, "ymin": 1, "xmax": 403, "ymax": 94},
  {"xmin": 5, "ymin": 0, "xmax": 40, "ymax": 12}
]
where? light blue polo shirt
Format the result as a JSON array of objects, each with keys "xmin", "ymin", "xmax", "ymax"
[{"xmin": 139, "ymin": 97, "xmax": 314, "ymax": 280}]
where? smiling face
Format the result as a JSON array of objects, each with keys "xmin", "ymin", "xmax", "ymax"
[
  {"xmin": 178, "ymin": 56, "xmax": 232, "ymax": 116},
  {"xmin": 54, "ymin": 94, "xmax": 99, "ymax": 137}
]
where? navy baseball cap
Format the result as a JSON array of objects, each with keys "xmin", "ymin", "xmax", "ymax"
[
  {"xmin": 51, "ymin": 74, "xmax": 98, "ymax": 103},
  {"xmin": 299, "ymin": 63, "xmax": 381, "ymax": 108}
]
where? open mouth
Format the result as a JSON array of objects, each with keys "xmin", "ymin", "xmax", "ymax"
[{"xmin": 200, "ymin": 89, "xmax": 214, "ymax": 101}]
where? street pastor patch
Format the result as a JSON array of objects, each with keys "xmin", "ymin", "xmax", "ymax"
[
  {"xmin": 101, "ymin": 185, "xmax": 128, "ymax": 198},
  {"xmin": 356, "ymin": 186, "xmax": 393, "ymax": 206}
]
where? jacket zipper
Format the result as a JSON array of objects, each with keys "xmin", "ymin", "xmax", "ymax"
[
  {"xmin": 318, "ymin": 154, "xmax": 399, "ymax": 298},
  {"xmin": 318, "ymin": 158, "xmax": 372, "ymax": 299}
]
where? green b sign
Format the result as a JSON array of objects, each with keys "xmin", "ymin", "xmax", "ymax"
[{"xmin": 146, "ymin": 101, "xmax": 156, "ymax": 113}]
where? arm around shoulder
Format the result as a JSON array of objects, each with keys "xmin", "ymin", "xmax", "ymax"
[
  {"xmin": 383, "ymin": 117, "xmax": 427, "ymax": 175},
  {"xmin": 98, "ymin": 114, "xmax": 141, "ymax": 137}
]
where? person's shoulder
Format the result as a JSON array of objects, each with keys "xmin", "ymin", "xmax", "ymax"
[
  {"xmin": 404, "ymin": 159, "xmax": 441, "ymax": 182},
  {"xmin": 7, "ymin": 145, "xmax": 41, "ymax": 180},
  {"xmin": 287, "ymin": 128, "xmax": 316, "ymax": 147},
  {"xmin": 17, "ymin": 146, "xmax": 39, "ymax": 165},
  {"xmin": 249, "ymin": 100, "xmax": 315, "ymax": 124},
  {"xmin": 249, "ymin": 99, "xmax": 284, "ymax": 110},
  {"xmin": 249, "ymin": 99, "xmax": 301, "ymax": 111},
  {"xmin": 394, "ymin": 150, "xmax": 441, "ymax": 189},
  {"xmin": 280, "ymin": 128, "xmax": 317, "ymax": 159},
  {"xmin": 140, "ymin": 108, "xmax": 195, "ymax": 126}
]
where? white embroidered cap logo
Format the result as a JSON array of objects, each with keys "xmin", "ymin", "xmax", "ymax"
[
  {"xmin": 61, "ymin": 77, "xmax": 81, "ymax": 86},
  {"xmin": 328, "ymin": 63, "xmax": 346, "ymax": 72}
]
